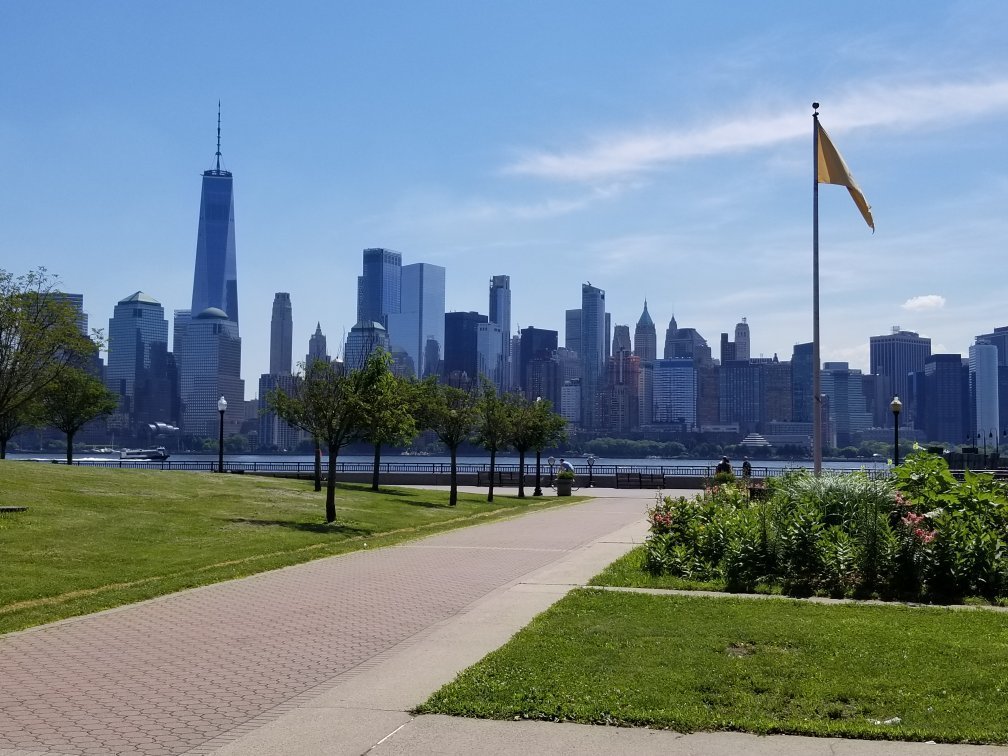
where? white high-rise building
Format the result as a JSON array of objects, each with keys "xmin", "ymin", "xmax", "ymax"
[
  {"xmin": 652, "ymin": 358, "xmax": 697, "ymax": 427},
  {"xmin": 476, "ymin": 321, "xmax": 505, "ymax": 390},
  {"xmin": 734, "ymin": 318, "xmax": 750, "ymax": 361},
  {"xmin": 386, "ymin": 262, "xmax": 445, "ymax": 378}
]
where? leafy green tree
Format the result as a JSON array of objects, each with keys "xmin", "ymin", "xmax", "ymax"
[
  {"xmin": 358, "ymin": 350, "xmax": 419, "ymax": 491},
  {"xmin": 0, "ymin": 402, "xmax": 38, "ymax": 459},
  {"xmin": 473, "ymin": 379, "xmax": 512, "ymax": 502},
  {"xmin": 267, "ymin": 359, "xmax": 376, "ymax": 523},
  {"xmin": 0, "ymin": 268, "xmax": 95, "ymax": 420},
  {"xmin": 419, "ymin": 380, "xmax": 478, "ymax": 506},
  {"xmin": 528, "ymin": 397, "xmax": 567, "ymax": 494},
  {"xmin": 37, "ymin": 367, "xmax": 117, "ymax": 464},
  {"xmin": 507, "ymin": 394, "xmax": 537, "ymax": 498}
]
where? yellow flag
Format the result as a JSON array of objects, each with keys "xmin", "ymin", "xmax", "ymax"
[{"xmin": 816, "ymin": 121, "xmax": 874, "ymax": 231}]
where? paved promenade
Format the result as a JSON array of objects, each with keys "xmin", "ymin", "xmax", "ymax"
[{"xmin": 2, "ymin": 487, "xmax": 1005, "ymax": 755}]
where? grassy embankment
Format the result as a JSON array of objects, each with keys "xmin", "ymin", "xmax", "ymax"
[{"xmin": 0, "ymin": 461, "xmax": 578, "ymax": 634}]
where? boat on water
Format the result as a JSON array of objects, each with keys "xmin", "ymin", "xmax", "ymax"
[{"xmin": 120, "ymin": 447, "xmax": 170, "ymax": 461}]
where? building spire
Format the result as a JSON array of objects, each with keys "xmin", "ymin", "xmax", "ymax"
[{"xmin": 215, "ymin": 100, "xmax": 222, "ymax": 172}]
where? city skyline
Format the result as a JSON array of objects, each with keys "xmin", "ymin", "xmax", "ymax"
[{"xmin": 3, "ymin": 3, "xmax": 1008, "ymax": 399}]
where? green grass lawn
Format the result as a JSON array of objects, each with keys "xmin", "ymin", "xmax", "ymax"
[
  {"xmin": 420, "ymin": 589, "xmax": 1008, "ymax": 743},
  {"xmin": 0, "ymin": 461, "xmax": 576, "ymax": 634}
]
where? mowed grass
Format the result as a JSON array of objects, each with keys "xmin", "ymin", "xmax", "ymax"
[
  {"xmin": 420, "ymin": 589, "xmax": 1008, "ymax": 743},
  {"xmin": 0, "ymin": 461, "xmax": 577, "ymax": 634}
]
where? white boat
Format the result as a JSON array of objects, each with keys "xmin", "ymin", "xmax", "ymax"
[{"xmin": 120, "ymin": 447, "xmax": 170, "ymax": 461}]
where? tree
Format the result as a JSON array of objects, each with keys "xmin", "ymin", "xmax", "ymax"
[
  {"xmin": 507, "ymin": 394, "xmax": 537, "ymax": 498},
  {"xmin": 528, "ymin": 397, "xmax": 567, "ymax": 494},
  {"xmin": 419, "ymin": 380, "xmax": 478, "ymax": 506},
  {"xmin": 473, "ymin": 379, "xmax": 512, "ymax": 502},
  {"xmin": 0, "ymin": 268, "xmax": 95, "ymax": 420},
  {"xmin": 0, "ymin": 402, "xmax": 38, "ymax": 459},
  {"xmin": 37, "ymin": 367, "xmax": 117, "ymax": 464},
  {"xmin": 267, "ymin": 359, "xmax": 376, "ymax": 523},
  {"xmin": 358, "ymin": 350, "xmax": 419, "ymax": 491}
]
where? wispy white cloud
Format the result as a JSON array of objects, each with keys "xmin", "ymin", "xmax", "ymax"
[
  {"xmin": 902, "ymin": 294, "xmax": 946, "ymax": 312},
  {"xmin": 505, "ymin": 77, "xmax": 1008, "ymax": 181}
]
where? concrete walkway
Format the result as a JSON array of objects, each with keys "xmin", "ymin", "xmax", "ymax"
[{"xmin": 2, "ymin": 487, "xmax": 1005, "ymax": 755}]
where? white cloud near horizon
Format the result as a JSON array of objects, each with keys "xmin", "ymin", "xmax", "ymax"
[
  {"xmin": 902, "ymin": 294, "xmax": 947, "ymax": 311},
  {"xmin": 505, "ymin": 77, "xmax": 1008, "ymax": 181}
]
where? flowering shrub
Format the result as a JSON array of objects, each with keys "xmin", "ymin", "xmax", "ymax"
[{"xmin": 642, "ymin": 451, "xmax": 1008, "ymax": 603}]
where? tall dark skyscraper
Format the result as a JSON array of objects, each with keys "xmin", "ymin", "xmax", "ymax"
[
  {"xmin": 580, "ymin": 283, "xmax": 606, "ymax": 429},
  {"xmin": 190, "ymin": 106, "xmax": 239, "ymax": 329},
  {"xmin": 357, "ymin": 248, "xmax": 402, "ymax": 328},
  {"xmin": 269, "ymin": 293, "xmax": 293, "ymax": 375},
  {"xmin": 869, "ymin": 327, "xmax": 931, "ymax": 426},
  {"xmin": 633, "ymin": 300, "xmax": 657, "ymax": 362},
  {"xmin": 444, "ymin": 311, "xmax": 488, "ymax": 384},
  {"xmin": 179, "ymin": 108, "xmax": 244, "ymax": 437}
]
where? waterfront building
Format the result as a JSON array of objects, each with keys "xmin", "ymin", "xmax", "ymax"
[
  {"xmin": 488, "ymin": 275, "xmax": 511, "ymax": 389},
  {"xmin": 696, "ymin": 364, "xmax": 720, "ymax": 428},
  {"xmin": 969, "ymin": 340, "xmax": 1000, "ymax": 442},
  {"xmin": 820, "ymin": 362, "xmax": 873, "ymax": 447},
  {"xmin": 51, "ymin": 292, "xmax": 88, "ymax": 336},
  {"xmin": 597, "ymin": 352, "xmax": 640, "ymax": 433},
  {"xmin": 719, "ymin": 360, "xmax": 762, "ymax": 433},
  {"xmin": 357, "ymin": 248, "xmax": 402, "ymax": 328},
  {"xmin": 106, "ymin": 292, "xmax": 174, "ymax": 432},
  {"xmin": 269, "ymin": 293, "xmax": 293, "ymax": 375},
  {"xmin": 579, "ymin": 283, "xmax": 606, "ymax": 429},
  {"xmin": 560, "ymin": 379, "xmax": 581, "ymax": 427},
  {"xmin": 975, "ymin": 326, "xmax": 1008, "ymax": 365},
  {"xmin": 612, "ymin": 325, "xmax": 631, "ymax": 356},
  {"xmin": 386, "ymin": 262, "xmax": 445, "ymax": 379},
  {"xmin": 762, "ymin": 357, "xmax": 792, "ymax": 428},
  {"xmin": 735, "ymin": 318, "xmax": 750, "ymax": 361},
  {"xmin": 258, "ymin": 373, "xmax": 300, "ymax": 451},
  {"xmin": 190, "ymin": 109, "xmax": 239, "ymax": 328},
  {"xmin": 791, "ymin": 342, "xmax": 814, "ymax": 423},
  {"xmin": 869, "ymin": 327, "xmax": 931, "ymax": 426},
  {"xmin": 179, "ymin": 307, "xmax": 244, "ymax": 437},
  {"xmin": 652, "ymin": 358, "xmax": 696, "ymax": 428},
  {"xmin": 423, "ymin": 337, "xmax": 442, "ymax": 379},
  {"xmin": 918, "ymin": 354, "xmax": 969, "ymax": 445},
  {"xmin": 663, "ymin": 315, "xmax": 713, "ymax": 364},
  {"xmin": 527, "ymin": 353, "xmax": 562, "ymax": 408}
]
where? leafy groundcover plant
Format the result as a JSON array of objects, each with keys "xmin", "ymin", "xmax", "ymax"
[{"xmin": 644, "ymin": 449, "xmax": 1008, "ymax": 603}]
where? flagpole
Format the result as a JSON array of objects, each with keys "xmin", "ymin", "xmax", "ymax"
[{"xmin": 812, "ymin": 102, "xmax": 822, "ymax": 475}]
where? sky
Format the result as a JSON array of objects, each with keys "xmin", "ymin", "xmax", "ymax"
[{"xmin": 3, "ymin": 1, "xmax": 1007, "ymax": 399}]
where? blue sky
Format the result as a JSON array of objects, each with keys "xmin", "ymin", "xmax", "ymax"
[{"xmin": 3, "ymin": 1, "xmax": 1006, "ymax": 398}]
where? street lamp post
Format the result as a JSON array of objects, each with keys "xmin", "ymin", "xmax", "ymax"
[
  {"xmin": 547, "ymin": 456, "xmax": 556, "ymax": 488},
  {"xmin": 890, "ymin": 396, "xmax": 902, "ymax": 467},
  {"xmin": 217, "ymin": 395, "xmax": 227, "ymax": 473},
  {"xmin": 586, "ymin": 454, "xmax": 596, "ymax": 488},
  {"xmin": 533, "ymin": 397, "xmax": 543, "ymax": 496}
]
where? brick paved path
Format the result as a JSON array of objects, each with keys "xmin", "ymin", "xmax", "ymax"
[{"xmin": 0, "ymin": 494, "xmax": 643, "ymax": 756}]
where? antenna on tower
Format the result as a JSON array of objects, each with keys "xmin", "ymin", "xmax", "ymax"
[{"xmin": 215, "ymin": 100, "xmax": 222, "ymax": 172}]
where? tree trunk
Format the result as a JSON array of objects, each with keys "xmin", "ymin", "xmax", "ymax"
[
  {"xmin": 449, "ymin": 446, "xmax": 458, "ymax": 506},
  {"xmin": 314, "ymin": 440, "xmax": 322, "ymax": 492},
  {"xmin": 487, "ymin": 447, "xmax": 496, "ymax": 503},
  {"xmin": 65, "ymin": 431, "xmax": 75, "ymax": 465},
  {"xmin": 371, "ymin": 442, "xmax": 381, "ymax": 491},
  {"xmin": 0, "ymin": 438, "xmax": 6, "ymax": 459},
  {"xmin": 325, "ymin": 447, "xmax": 337, "ymax": 523},
  {"xmin": 534, "ymin": 450, "xmax": 542, "ymax": 496},
  {"xmin": 517, "ymin": 449, "xmax": 526, "ymax": 498}
]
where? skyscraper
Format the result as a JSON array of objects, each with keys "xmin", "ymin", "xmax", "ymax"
[
  {"xmin": 919, "ymin": 354, "xmax": 969, "ymax": 445},
  {"xmin": 476, "ymin": 321, "xmax": 505, "ymax": 389},
  {"xmin": 443, "ymin": 311, "xmax": 488, "ymax": 385},
  {"xmin": 306, "ymin": 323, "xmax": 329, "ymax": 366},
  {"xmin": 734, "ymin": 318, "xmax": 750, "ymax": 361},
  {"xmin": 386, "ymin": 262, "xmax": 445, "ymax": 378},
  {"xmin": 519, "ymin": 327, "xmax": 558, "ymax": 395},
  {"xmin": 565, "ymin": 309, "xmax": 582, "ymax": 355},
  {"xmin": 357, "ymin": 248, "xmax": 402, "ymax": 328},
  {"xmin": 653, "ymin": 358, "xmax": 696, "ymax": 427},
  {"xmin": 269, "ymin": 293, "xmax": 293, "ymax": 375},
  {"xmin": 791, "ymin": 342, "xmax": 814, "ymax": 423},
  {"xmin": 969, "ymin": 340, "xmax": 1000, "ymax": 440},
  {"xmin": 579, "ymin": 283, "xmax": 606, "ymax": 429},
  {"xmin": 179, "ymin": 111, "xmax": 244, "ymax": 438},
  {"xmin": 179, "ymin": 308, "xmax": 244, "ymax": 437},
  {"xmin": 106, "ymin": 291, "xmax": 173, "ymax": 432},
  {"xmin": 190, "ymin": 107, "xmax": 239, "ymax": 328},
  {"xmin": 869, "ymin": 327, "xmax": 931, "ymax": 425},
  {"xmin": 345, "ymin": 321, "xmax": 389, "ymax": 370},
  {"xmin": 633, "ymin": 301, "xmax": 657, "ymax": 362},
  {"xmin": 488, "ymin": 275, "xmax": 511, "ymax": 389}
]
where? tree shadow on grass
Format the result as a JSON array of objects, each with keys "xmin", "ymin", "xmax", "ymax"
[{"xmin": 224, "ymin": 517, "xmax": 372, "ymax": 536}]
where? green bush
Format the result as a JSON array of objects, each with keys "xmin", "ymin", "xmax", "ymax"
[{"xmin": 642, "ymin": 450, "xmax": 1008, "ymax": 603}]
